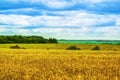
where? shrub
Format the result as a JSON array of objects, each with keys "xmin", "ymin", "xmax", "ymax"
[
  {"xmin": 91, "ymin": 46, "xmax": 100, "ymax": 50},
  {"xmin": 21, "ymin": 47, "xmax": 26, "ymax": 49},
  {"xmin": 66, "ymin": 46, "xmax": 80, "ymax": 50},
  {"xmin": 10, "ymin": 45, "xmax": 21, "ymax": 49}
]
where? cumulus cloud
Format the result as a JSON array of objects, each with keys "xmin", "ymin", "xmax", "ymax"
[
  {"xmin": 0, "ymin": 0, "xmax": 120, "ymax": 39},
  {"xmin": 0, "ymin": 14, "xmax": 31, "ymax": 27},
  {"xmin": 0, "ymin": 10, "xmax": 120, "ymax": 39},
  {"xmin": 1, "ymin": 27, "xmax": 120, "ymax": 40},
  {"xmin": 0, "ymin": 11, "xmax": 119, "ymax": 28},
  {"xmin": 116, "ymin": 18, "xmax": 120, "ymax": 26},
  {"xmin": 39, "ymin": 0, "xmax": 74, "ymax": 9}
]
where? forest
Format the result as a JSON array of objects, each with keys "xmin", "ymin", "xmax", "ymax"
[{"xmin": 0, "ymin": 35, "xmax": 58, "ymax": 44}]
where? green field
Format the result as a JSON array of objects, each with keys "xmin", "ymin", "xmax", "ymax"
[
  {"xmin": 58, "ymin": 40, "xmax": 120, "ymax": 44},
  {"xmin": 0, "ymin": 44, "xmax": 120, "ymax": 80}
]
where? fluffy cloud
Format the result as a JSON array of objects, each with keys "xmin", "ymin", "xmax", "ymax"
[
  {"xmin": 0, "ymin": 14, "xmax": 31, "ymax": 27},
  {"xmin": 0, "ymin": 10, "xmax": 120, "ymax": 39},
  {"xmin": 116, "ymin": 18, "xmax": 120, "ymax": 26},
  {"xmin": 39, "ymin": 0, "xmax": 74, "ymax": 9},
  {"xmin": 1, "ymin": 27, "xmax": 120, "ymax": 40},
  {"xmin": 0, "ymin": 11, "xmax": 119, "ymax": 28},
  {"xmin": 0, "ymin": 0, "xmax": 120, "ymax": 39}
]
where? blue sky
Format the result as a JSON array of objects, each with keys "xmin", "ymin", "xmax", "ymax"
[{"xmin": 0, "ymin": 0, "xmax": 120, "ymax": 40}]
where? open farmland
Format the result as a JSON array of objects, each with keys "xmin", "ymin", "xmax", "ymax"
[
  {"xmin": 0, "ymin": 44, "xmax": 120, "ymax": 80},
  {"xmin": 0, "ymin": 44, "xmax": 120, "ymax": 51}
]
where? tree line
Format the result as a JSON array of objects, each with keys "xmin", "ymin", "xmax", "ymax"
[{"xmin": 0, "ymin": 35, "xmax": 58, "ymax": 44}]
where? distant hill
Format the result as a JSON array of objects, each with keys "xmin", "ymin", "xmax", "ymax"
[{"xmin": 0, "ymin": 35, "xmax": 58, "ymax": 44}]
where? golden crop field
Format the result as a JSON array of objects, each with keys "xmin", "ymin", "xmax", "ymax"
[
  {"xmin": 0, "ymin": 44, "xmax": 120, "ymax": 51},
  {"xmin": 0, "ymin": 44, "xmax": 120, "ymax": 80}
]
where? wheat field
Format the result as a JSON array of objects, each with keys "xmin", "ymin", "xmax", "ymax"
[
  {"xmin": 0, "ymin": 44, "xmax": 120, "ymax": 50},
  {"xmin": 0, "ymin": 45, "xmax": 120, "ymax": 80}
]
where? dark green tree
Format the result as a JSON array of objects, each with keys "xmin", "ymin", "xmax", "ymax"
[
  {"xmin": 0, "ymin": 35, "xmax": 58, "ymax": 44},
  {"xmin": 48, "ymin": 38, "xmax": 58, "ymax": 43}
]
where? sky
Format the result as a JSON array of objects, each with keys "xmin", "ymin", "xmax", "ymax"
[{"xmin": 0, "ymin": 0, "xmax": 120, "ymax": 40}]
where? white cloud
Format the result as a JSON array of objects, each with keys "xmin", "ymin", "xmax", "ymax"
[
  {"xmin": 5, "ymin": 0, "xmax": 74, "ymax": 9},
  {"xmin": 1, "ymin": 26, "xmax": 119, "ymax": 40},
  {"xmin": 0, "ymin": 10, "xmax": 120, "ymax": 39},
  {"xmin": 0, "ymin": 0, "xmax": 120, "ymax": 39},
  {"xmin": 95, "ymin": 26, "xmax": 120, "ymax": 39},
  {"xmin": 0, "ymin": 14, "xmax": 31, "ymax": 27},
  {"xmin": 0, "ymin": 11, "xmax": 119, "ymax": 28},
  {"xmin": 116, "ymin": 18, "xmax": 120, "ymax": 26},
  {"xmin": 40, "ymin": 0, "xmax": 74, "ymax": 9},
  {"xmin": 0, "ymin": 28, "xmax": 6, "ymax": 32}
]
